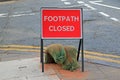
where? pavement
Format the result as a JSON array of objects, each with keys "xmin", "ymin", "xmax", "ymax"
[
  {"xmin": 0, "ymin": 0, "xmax": 120, "ymax": 79},
  {"xmin": 0, "ymin": 57, "xmax": 120, "ymax": 80}
]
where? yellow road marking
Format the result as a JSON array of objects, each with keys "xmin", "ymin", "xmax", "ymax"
[
  {"xmin": 0, "ymin": 45, "xmax": 40, "ymax": 49},
  {"xmin": 85, "ymin": 51, "xmax": 120, "ymax": 58},
  {"xmin": 85, "ymin": 55, "xmax": 120, "ymax": 64},
  {"xmin": 0, "ymin": 44, "xmax": 119, "ymax": 58},
  {"xmin": 0, "ymin": 48, "xmax": 40, "ymax": 52},
  {"xmin": 1, "ymin": 48, "xmax": 119, "ymax": 64},
  {"xmin": 0, "ymin": 1, "xmax": 16, "ymax": 5},
  {"xmin": 0, "ymin": 45, "xmax": 120, "ymax": 64}
]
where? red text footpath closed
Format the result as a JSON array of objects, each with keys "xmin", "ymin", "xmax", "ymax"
[{"xmin": 41, "ymin": 8, "xmax": 82, "ymax": 39}]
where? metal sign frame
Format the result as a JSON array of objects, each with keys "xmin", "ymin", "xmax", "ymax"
[{"xmin": 40, "ymin": 7, "xmax": 84, "ymax": 72}]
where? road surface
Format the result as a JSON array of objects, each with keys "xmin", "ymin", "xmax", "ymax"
[{"xmin": 0, "ymin": 0, "xmax": 120, "ymax": 67}]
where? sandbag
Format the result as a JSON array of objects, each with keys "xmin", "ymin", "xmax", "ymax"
[
  {"xmin": 45, "ymin": 44, "xmax": 66, "ymax": 64},
  {"xmin": 62, "ymin": 46, "xmax": 79, "ymax": 71},
  {"xmin": 45, "ymin": 53, "xmax": 55, "ymax": 63},
  {"xmin": 45, "ymin": 44, "xmax": 79, "ymax": 71}
]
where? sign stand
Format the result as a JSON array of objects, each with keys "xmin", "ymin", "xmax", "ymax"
[
  {"xmin": 40, "ymin": 39, "xmax": 84, "ymax": 72},
  {"xmin": 40, "ymin": 7, "xmax": 84, "ymax": 72}
]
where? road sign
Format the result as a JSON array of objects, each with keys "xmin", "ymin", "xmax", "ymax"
[
  {"xmin": 40, "ymin": 8, "xmax": 84, "ymax": 73},
  {"xmin": 41, "ymin": 8, "xmax": 83, "ymax": 39}
]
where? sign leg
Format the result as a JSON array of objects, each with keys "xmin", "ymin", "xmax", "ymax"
[
  {"xmin": 41, "ymin": 39, "xmax": 44, "ymax": 72},
  {"xmin": 81, "ymin": 39, "xmax": 84, "ymax": 72},
  {"xmin": 77, "ymin": 39, "xmax": 81, "ymax": 61},
  {"xmin": 40, "ymin": 39, "xmax": 42, "ymax": 63}
]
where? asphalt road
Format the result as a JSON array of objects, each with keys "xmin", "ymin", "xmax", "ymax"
[{"xmin": 0, "ymin": 0, "xmax": 120, "ymax": 56}]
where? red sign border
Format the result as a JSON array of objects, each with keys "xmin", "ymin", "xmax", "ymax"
[{"xmin": 41, "ymin": 8, "xmax": 83, "ymax": 39}]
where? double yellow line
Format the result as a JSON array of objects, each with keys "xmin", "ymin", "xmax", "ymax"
[
  {"xmin": 0, "ymin": 44, "xmax": 120, "ymax": 64},
  {"xmin": 0, "ymin": 45, "xmax": 40, "ymax": 52}
]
